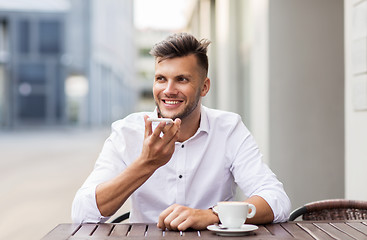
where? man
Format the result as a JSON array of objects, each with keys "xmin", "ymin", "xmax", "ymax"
[{"xmin": 72, "ymin": 33, "xmax": 291, "ymax": 230}]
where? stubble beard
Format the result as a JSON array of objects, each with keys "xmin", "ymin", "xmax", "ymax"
[{"xmin": 155, "ymin": 89, "xmax": 202, "ymax": 121}]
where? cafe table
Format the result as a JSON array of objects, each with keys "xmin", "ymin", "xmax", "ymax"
[{"xmin": 41, "ymin": 220, "xmax": 367, "ymax": 239}]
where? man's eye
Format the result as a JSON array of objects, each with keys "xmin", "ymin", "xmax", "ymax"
[
  {"xmin": 178, "ymin": 77, "xmax": 187, "ymax": 82},
  {"xmin": 156, "ymin": 76, "xmax": 165, "ymax": 81}
]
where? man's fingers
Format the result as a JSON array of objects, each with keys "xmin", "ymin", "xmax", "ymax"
[
  {"xmin": 161, "ymin": 211, "xmax": 183, "ymax": 230},
  {"xmin": 177, "ymin": 218, "xmax": 192, "ymax": 231},
  {"xmin": 158, "ymin": 205, "xmax": 175, "ymax": 229},
  {"xmin": 160, "ymin": 119, "xmax": 181, "ymax": 144},
  {"xmin": 158, "ymin": 204, "xmax": 192, "ymax": 231},
  {"xmin": 170, "ymin": 214, "xmax": 189, "ymax": 231},
  {"xmin": 144, "ymin": 115, "xmax": 152, "ymax": 138},
  {"xmin": 151, "ymin": 121, "xmax": 167, "ymax": 139},
  {"xmin": 159, "ymin": 206, "xmax": 215, "ymax": 231}
]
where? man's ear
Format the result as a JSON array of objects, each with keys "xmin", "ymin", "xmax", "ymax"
[{"xmin": 201, "ymin": 77, "xmax": 210, "ymax": 97}]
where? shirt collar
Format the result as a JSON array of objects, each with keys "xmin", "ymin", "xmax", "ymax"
[{"xmin": 198, "ymin": 105, "xmax": 210, "ymax": 134}]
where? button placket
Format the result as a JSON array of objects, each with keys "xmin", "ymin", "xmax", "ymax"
[{"xmin": 176, "ymin": 143, "xmax": 186, "ymax": 205}]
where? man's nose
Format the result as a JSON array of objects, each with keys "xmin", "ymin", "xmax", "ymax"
[{"xmin": 163, "ymin": 80, "xmax": 178, "ymax": 95}]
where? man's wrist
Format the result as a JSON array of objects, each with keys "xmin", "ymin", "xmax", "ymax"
[
  {"xmin": 209, "ymin": 205, "xmax": 218, "ymax": 216},
  {"xmin": 135, "ymin": 155, "xmax": 160, "ymax": 173},
  {"xmin": 208, "ymin": 205, "xmax": 220, "ymax": 223}
]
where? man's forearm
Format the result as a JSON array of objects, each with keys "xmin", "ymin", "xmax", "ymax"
[
  {"xmin": 95, "ymin": 159, "xmax": 157, "ymax": 217},
  {"xmin": 244, "ymin": 195, "xmax": 274, "ymax": 224}
]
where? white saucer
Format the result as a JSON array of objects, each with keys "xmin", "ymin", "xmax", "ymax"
[{"xmin": 207, "ymin": 224, "xmax": 259, "ymax": 236}]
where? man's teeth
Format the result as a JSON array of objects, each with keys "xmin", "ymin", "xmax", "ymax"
[{"xmin": 165, "ymin": 100, "xmax": 179, "ymax": 104}]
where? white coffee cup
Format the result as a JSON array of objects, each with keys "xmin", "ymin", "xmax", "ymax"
[{"xmin": 217, "ymin": 201, "xmax": 256, "ymax": 229}]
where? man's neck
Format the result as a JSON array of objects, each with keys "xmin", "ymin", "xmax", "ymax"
[{"xmin": 177, "ymin": 107, "xmax": 201, "ymax": 142}]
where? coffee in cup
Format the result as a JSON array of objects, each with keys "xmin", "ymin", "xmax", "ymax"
[{"xmin": 217, "ymin": 201, "xmax": 256, "ymax": 228}]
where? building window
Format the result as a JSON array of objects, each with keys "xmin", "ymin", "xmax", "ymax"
[
  {"xmin": 17, "ymin": 20, "xmax": 30, "ymax": 54},
  {"xmin": 39, "ymin": 20, "xmax": 61, "ymax": 54},
  {"xmin": 18, "ymin": 63, "xmax": 46, "ymax": 83}
]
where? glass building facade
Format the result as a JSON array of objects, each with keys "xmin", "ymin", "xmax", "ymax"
[{"xmin": 0, "ymin": 10, "xmax": 66, "ymax": 127}]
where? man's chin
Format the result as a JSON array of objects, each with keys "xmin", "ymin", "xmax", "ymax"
[
  {"xmin": 159, "ymin": 114, "xmax": 176, "ymax": 120},
  {"xmin": 159, "ymin": 111, "xmax": 181, "ymax": 120}
]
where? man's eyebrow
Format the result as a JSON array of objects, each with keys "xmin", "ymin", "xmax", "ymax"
[
  {"xmin": 154, "ymin": 73, "xmax": 193, "ymax": 78},
  {"xmin": 176, "ymin": 74, "xmax": 193, "ymax": 78}
]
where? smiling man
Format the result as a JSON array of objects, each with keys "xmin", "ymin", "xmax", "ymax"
[{"xmin": 72, "ymin": 33, "xmax": 291, "ymax": 230}]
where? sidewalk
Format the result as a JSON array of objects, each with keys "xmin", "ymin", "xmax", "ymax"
[{"xmin": 0, "ymin": 126, "xmax": 130, "ymax": 240}]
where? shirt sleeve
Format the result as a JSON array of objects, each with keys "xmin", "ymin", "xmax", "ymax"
[
  {"xmin": 229, "ymin": 119, "xmax": 291, "ymax": 223},
  {"xmin": 71, "ymin": 122, "xmax": 127, "ymax": 223}
]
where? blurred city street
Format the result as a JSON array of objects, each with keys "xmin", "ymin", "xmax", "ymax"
[{"xmin": 0, "ymin": 127, "xmax": 130, "ymax": 240}]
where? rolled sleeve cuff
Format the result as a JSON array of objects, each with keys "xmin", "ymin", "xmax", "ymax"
[
  {"xmin": 254, "ymin": 191, "xmax": 291, "ymax": 223},
  {"xmin": 72, "ymin": 185, "xmax": 110, "ymax": 223}
]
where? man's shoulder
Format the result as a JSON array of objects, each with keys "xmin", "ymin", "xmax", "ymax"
[
  {"xmin": 204, "ymin": 106, "xmax": 240, "ymax": 117},
  {"xmin": 203, "ymin": 106, "xmax": 242, "ymax": 125},
  {"xmin": 201, "ymin": 106, "xmax": 249, "ymax": 136},
  {"xmin": 203, "ymin": 107, "xmax": 251, "ymax": 145}
]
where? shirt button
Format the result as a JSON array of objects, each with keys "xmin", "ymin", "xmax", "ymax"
[
  {"xmin": 181, "ymin": 144, "xmax": 184, "ymax": 148},
  {"xmin": 179, "ymin": 175, "xmax": 183, "ymax": 179}
]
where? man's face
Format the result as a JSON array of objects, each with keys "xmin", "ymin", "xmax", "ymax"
[{"xmin": 153, "ymin": 54, "xmax": 210, "ymax": 120}]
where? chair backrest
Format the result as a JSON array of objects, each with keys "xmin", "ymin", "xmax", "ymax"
[
  {"xmin": 289, "ymin": 199, "xmax": 367, "ymax": 221},
  {"xmin": 111, "ymin": 212, "xmax": 130, "ymax": 223}
]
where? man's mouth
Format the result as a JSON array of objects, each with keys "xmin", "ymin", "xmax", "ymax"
[{"xmin": 163, "ymin": 100, "xmax": 182, "ymax": 105}]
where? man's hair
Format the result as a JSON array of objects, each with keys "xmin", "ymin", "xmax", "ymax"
[{"xmin": 149, "ymin": 33, "xmax": 211, "ymax": 76}]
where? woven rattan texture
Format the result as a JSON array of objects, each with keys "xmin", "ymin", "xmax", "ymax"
[{"xmin": 303, "ymin": 208, "xmax": 367, "ymax": 220}]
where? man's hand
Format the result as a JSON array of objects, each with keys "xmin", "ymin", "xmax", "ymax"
[
  {"xmin": 139, "ymin": 115, "xmax": 181, "ymax": 169},
  {"xmin": 157, "ymin": 204, "xmax": 219, "ymax": 231}
]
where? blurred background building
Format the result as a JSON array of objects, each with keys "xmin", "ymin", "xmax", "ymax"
[
  {"xmin": 0, "ymin": 0, "xmax": 136, "ymax": 128},
  {"xmin": 1, "ymin": 0, "xmax": 367, "ymax": 239},
  {"xmin": 0, "ymin": 0, "xmax": 68, "ymax": 127}
]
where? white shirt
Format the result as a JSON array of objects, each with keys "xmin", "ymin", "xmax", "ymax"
[{"xmin": 72, "ymin": 106, "xmax": 291, "ymax": 223}]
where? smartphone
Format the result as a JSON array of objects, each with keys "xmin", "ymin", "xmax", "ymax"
[{"xmin": 147, "ymin": 117, "xmax": 174, "ymax": 124}]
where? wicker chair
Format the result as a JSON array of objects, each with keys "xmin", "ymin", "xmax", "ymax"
[{"xmin": 289, "ymin": 199, "xmax": 367, "ymax": 221}]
